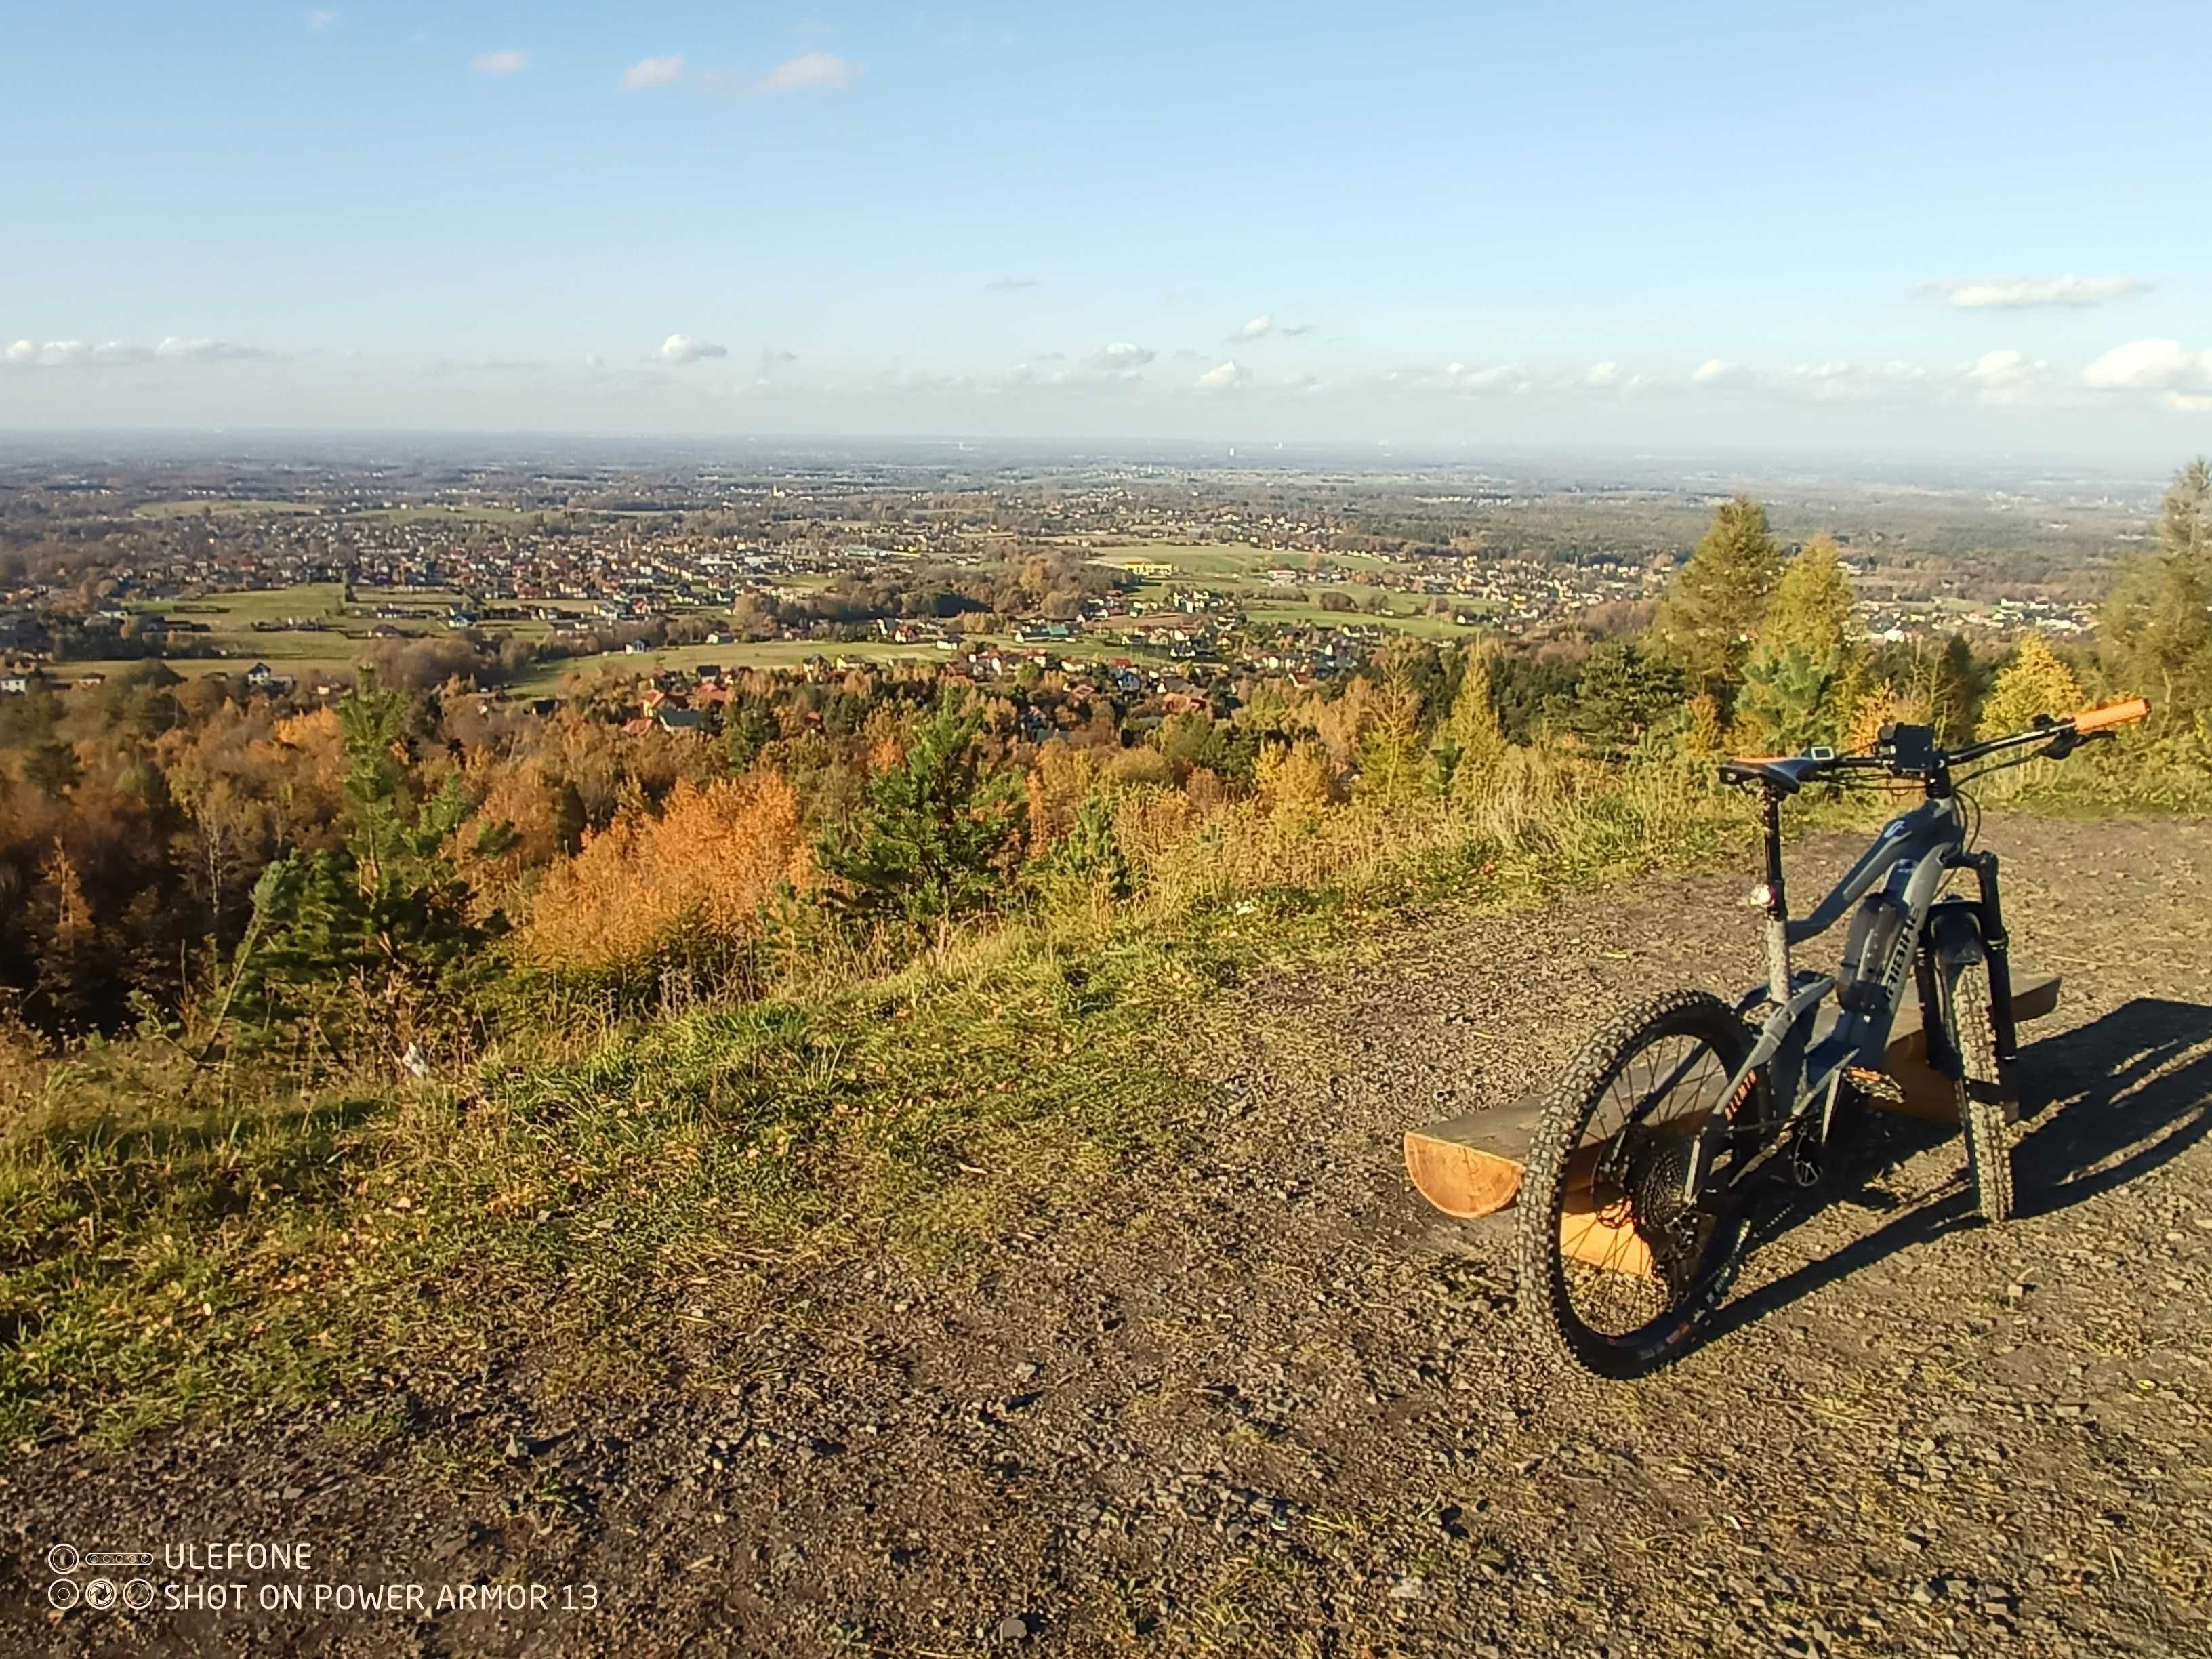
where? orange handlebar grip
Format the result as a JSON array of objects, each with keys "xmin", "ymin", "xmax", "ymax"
[{"xmin": 2074, "ymin": 697, "xmax": 2151, "ymax": 733}]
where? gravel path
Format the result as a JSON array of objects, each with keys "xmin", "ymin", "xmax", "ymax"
[{"xmin": 7, "ymin": 814, "xmax": 2209, "ymax": 1657}]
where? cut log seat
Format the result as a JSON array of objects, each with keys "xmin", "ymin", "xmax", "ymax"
[{"xmin": 1404, "ymin": 972, "xmax": 2061, "ymax": 1223}]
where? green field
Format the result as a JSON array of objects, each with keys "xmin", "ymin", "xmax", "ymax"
[
  {"xmin": 515, "ymin": 637, "xmax": 971, "ymax": 696},
  {"xmin": 130, "ymin": 498, "xmax": 325, "ymax": 520},
  {"xmin": 1091, "ymin": 541, "xmax": 1401, "ymax": 583},
  {"xmin": 354, "ymin": 503, "xmax": 544, "ymax": 525},
  {"xmin": 1238, "ymin": 594, "xmax": 1494, "ymax": 638}
]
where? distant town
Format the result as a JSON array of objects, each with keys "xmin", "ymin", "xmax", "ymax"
[{"xmin": 0, "ymin": 445, "xmax": 2128, "ymax": 716}]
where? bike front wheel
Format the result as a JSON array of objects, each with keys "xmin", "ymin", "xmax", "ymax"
[
  {"xmin": 1942, "ymin": 956, "xmax": 2015, "ymax": 1222},
  {"xmin": 1516, "ymin": 989, "xmax": 1769, "ymax": 1378}
]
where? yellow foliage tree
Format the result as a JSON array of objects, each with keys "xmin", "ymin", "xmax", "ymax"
[
  {"xmin": 519, "ymin": 773, "xmax": 810, "ymax": 982},
  {"xmin": 1255, "ymin": 739, "xmax": 1339, "ymax": 822},
  {"xmin": 1681, "ymin": 690, "xmax": 1727, "ymax": 757},
  {"xmin": 1433, "ymin": 646, "xmax": 1507, "ymax": 790},
  {"xmin": 1978, "ymin": 634, "xmax": 2085, "ymax": 739},
  {"xmin": 1845, "ymin": 678, "xmax": 1909, "ymax": 754},
  {"xmin": 1024, "ymin": 742, "xmax": 1101, "ymax": 851},
  {"xmin": 1355, "ymin": 678, "xmax": 1427, "ymax": 810}
]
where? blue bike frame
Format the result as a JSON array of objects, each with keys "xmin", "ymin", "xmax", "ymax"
[{"xmin": 1680, "ymin": 790, "xmax": 2016, "ymax": 1204}]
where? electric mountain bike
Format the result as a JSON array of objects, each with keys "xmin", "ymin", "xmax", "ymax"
[{"xmin": 1515, "ymin": 695, "xmax": 2152, "ymax": 1378}]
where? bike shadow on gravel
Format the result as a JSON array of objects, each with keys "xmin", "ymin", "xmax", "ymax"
[{"xmin": 1692, "ymin": 996, "xmax": 2212, "ymax": 1351}]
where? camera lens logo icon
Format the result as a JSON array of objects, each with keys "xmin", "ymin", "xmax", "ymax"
[
  {"xmin": 47, "ymin": 1580, "xmax": 80, "ymax": 1612},
  {"xmin": 123, "ymin": 1578, "xmax": 157, "ymax": 1612},
  {"xmin": 46, "ymin": 1543, "xmax": 79, "ymax": 1575},
  {"xmin": 83, "ymin": 1578, "xmax": 119, "ymax": 1611}
]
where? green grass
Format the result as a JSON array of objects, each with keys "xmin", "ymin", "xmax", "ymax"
[
  {"xmin": 151, "ymin": 583, "xmax": 350, "ymax": 624},
  {"xmin": 352, "ymin": 504, "xmax": 542, "ymax": 525},
  {"xmin": 1092, "ymin": 541, "xmax": 1403, "ymax": 581},
  {"xmin": 0, "ymin": 760, "xmax": 1759, "ymax": 1444},
  {"xmin": 130, "ymin": 499, "xmax": 325, "ymax": 520},
  {"xmin": 513, "ymin": 636, "xmax": 987, "ymax": 696}
]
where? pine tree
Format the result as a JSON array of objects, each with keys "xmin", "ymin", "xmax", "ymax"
[
  {"xmin": 1978, "ymin": 635, "xmax": 2085, "ymax": 739},
  {"xmin": 723, "ymin": 691, "xmax": 781, "ymax": 771},
  {"xmin": 239, "ymin": 670, "xmax": 499, "ymax": 1059},
  {"xmin": 2100, "ymin": 457, "xmax": 2212, "ymax": 721},
  {"xmin": 22, "ymin": 740, "xmax": 80, "ymax": 801},
  {"xmin": 1736, "ymin": 645, "xmax": 1847, "ymax": 754},
  {"xmin": 816, "ymin": 690, "xmax": 1021, "ymax": 930},
  {"xmin": 1653, "ymin": 497, "xmax": 1784, "ymax": 699},
  {"xmin": 1561, "ymin": 642, "xmax": 1685, "ymax": 759}
]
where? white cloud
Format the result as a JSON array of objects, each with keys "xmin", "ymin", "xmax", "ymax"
[
  {"xmin": 1088, "ymin": 342, "xmax": 1155, "ymax": 375},
  {"xmin": 1584, "ymin": 361, "xmax": 1622, "ymax": 388},
  {"xmin": 307, "ymin": 9, "xmax": 337, "ymax": 31},
  {"xmin": 1443, "ymin": 361, "xmax": 1530, "ymax": 393},
  {"xmin": 155, "ymin": 336, "xmax": 268, "ymax": 363},
  {"xmin": 473, "ymin": 49, "xmax": 529, "ymax": 75},
  {"xmin": 1923, "ymin": 274, "xmax": 2148, "ymax": 310},
  {"xmin": 4, "ymin": 336, "xmax": 266, "ymax": 368},
  {"xmin": 1965, "ymin": 349, "xmax": 2045, "ymax": 403},
  {"xmin": 1690, "ymin": 358, "xmax": 1740, "ymax": 386},
  {"xmin": 621, "ymin": 54, "xmax": 684, "ymax": 91},
  {"xmin": 1231, "ymin": 316, "xmax": 1273, "ymax": 342},
  {"xmin": 1196, "ymin": 359, "xmax": 1245, "ymax": 389},
  {"xmin": 656, "ymin": 333, "xmax": 728, "ymax": 365},
  {"xmin": 762, "ymin": 52, "xmax": 853, "ymax": 92},
  {"xmin": 2083, "ymin": 337, "xmax": 2212, "ymax": 393}
]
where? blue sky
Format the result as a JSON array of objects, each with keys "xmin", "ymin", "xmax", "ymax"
[{"xmin": 3, "ymin": 1, "xmax": 2209, "ymax": 455}]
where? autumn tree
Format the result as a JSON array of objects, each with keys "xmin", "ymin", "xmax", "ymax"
[
  {"xmin": 1430, "ymin": 645, "xmax": 1507, "ymax": 794},
  {"xmin": 1978, "ymin": 635, "xmax": 2085, "ymax": 739},
  {"xmin": 1653, "ymin": 497, "xmax": 1784, "ymax": 700}
]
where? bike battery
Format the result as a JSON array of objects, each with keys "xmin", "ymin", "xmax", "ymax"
[{"xmin": 1838, "ymin": 890, "xmax": 1910, "ymax": 1013}]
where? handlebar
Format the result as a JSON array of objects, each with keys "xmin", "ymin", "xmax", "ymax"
[
  {"xmin": 2072, "ymin": 695, "xmax": 2152, "ymax": 734},
  {"xmin": 1721, "ymin": 695, "xmax": 2152, "ymax": 794}
]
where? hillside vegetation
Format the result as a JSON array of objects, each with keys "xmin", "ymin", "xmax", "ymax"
[{"xmin": 2, "ymin": 465, "xmax": 2208, "ymax": 1442}]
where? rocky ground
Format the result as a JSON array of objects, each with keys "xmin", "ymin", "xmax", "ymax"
[{"xmin": 5, "ymin": 814, "xmax": 2209, "ymax": 1657}]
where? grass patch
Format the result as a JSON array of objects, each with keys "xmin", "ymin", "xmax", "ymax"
[
  {"xmin": 27, "ymin": 750, "xmax": 2182, "ymax": 1443},
  {"xmin": 131, "ymin": 499, "xmax": 324, "ymax": 520}
]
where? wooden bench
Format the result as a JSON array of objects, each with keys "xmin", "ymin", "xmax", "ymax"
[{"xmin": 1406, "ymin": 973, "xmax": 2060, "ymax": 1225}]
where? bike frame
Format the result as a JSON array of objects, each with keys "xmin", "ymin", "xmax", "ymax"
[{"xmin": 1679, "ymin": 785, "xmax": 2015, "ymax": 1204}]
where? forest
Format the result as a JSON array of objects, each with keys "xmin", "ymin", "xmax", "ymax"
[{"xmin": 3, "ymin": 462, "xmax": 2206, "ymax": 1080}]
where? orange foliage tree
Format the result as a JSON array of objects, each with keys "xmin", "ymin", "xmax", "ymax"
[{"xmin": 518, "ymin": 772, "xmax": 812, "ymax": 989}]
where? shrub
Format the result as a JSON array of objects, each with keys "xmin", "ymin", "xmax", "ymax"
[{"xmin": 520, "ymin": 773, "xmax": 810, "ymax": 991}]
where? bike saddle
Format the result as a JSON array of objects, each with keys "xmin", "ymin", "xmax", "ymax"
[{"xmin": 1717, "ymin": 753, "xmax": 1830, "ymax": 794}]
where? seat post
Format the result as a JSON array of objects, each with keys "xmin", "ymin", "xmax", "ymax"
[{"xmin": 1760, "ymin": 785, "xmax": 1792, "ymax": 1004}]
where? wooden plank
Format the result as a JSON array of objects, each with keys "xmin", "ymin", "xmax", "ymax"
[
  {"xmin": 1558, "ymin": 1187, "xmax": 1655, "ymax": 1279},
  {"xmin": 1402, "ymin": 1096, "xmax": 1543, "ymax": 1218},
  {"xmin": 1403, "ymin": 972, "xmax": 2062, "ymax": 1223}
]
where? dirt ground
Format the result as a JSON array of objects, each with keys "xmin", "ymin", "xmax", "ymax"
[{"xmin": 5, "ymin": 814, "xmax": 2209, "ymax": 1657}]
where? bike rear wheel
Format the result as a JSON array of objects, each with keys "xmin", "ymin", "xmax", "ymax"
[
  {"xmin": 1515, "ymin": 989, "xmax": 1769, "ymax": 1377},
  {"xmin": 1941, "ymin": 955, "xmax": 2015, "ymax": 1222}
]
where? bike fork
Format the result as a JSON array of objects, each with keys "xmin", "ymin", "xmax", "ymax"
[{"xmin": 1955, "ymin": 850, "xmax": 2019, "ymax": 1066}]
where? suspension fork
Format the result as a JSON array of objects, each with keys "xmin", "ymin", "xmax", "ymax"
[{"xmin": 1953, "ymin": 849, "xmax": 2019, "ymax": 1065}]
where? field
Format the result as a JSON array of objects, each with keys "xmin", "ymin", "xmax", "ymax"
[
  {"xmin": 129, "ymin": 499, "xmax": 325, "ymax": 520},
  {"xmin": 1088, "ymin": 539, "xmax": 1494, "ymax": 638},
  {"xmin": 1090, "ymin": 540, "xmax": 1404, "ymax": 583},
  {"xmin": 512, "ymin": 636, "xmax": 971, "ymax": 695}
]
